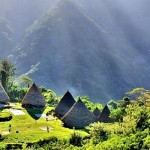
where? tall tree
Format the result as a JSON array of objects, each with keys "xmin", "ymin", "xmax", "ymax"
[{"xmin": 0, "ymin": 59, "xmax": 16, "ymax": 91}]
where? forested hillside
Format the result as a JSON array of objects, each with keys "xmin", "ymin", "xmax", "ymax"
[
  {"xmin": 0, "ymin": 0, "xmax": 150, "ymax": 102},
  {"xmin": 15, "ymin": 0, "xmax": 150, "ymax": 101},
  {"xmin": 0, "ymin": 17, "xmax": 14, "ymax": 58}
]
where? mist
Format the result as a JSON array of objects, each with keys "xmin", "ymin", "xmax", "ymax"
[{"xmin": 0, "ymin": 0, "xmax": 150, "ymax": 102}]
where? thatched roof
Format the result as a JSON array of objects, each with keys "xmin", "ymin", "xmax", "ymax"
[
  {"xmin": 101, "ymin": 105, "xmax": 110, "ymax": 116},
  {"xmin": 98, "ymin": 105, "xmax": 114, "ymax": 123},
  {"xmin": 93, "ymin": 108, "xmax": 101, "ymax": 117},
  {"xmin": 0, "ymin": 83, "xmax": 10, "ymax": 104},
  {"xmin": 55, "ymin": 91, "xmax": 75, "ymax": 117},
  {"xmin": 61, "ymin": 98, "xmax": 96, "ymax": 129},
  {"xmin": 22, "ymin": 83, "xmax": 46, "ymax": 108}
]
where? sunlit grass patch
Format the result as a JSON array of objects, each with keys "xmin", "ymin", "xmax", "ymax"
[{"xmin": 0, "ymin": 103, "xmax": 88, "ymax": 147}]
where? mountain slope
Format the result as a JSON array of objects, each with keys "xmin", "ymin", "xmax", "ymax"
[
  {"xmin": 76, "ymin": 0, "xmax": 150, "ymax": 54},
  {"xmin": 16, "ymin": 0, "xmax": 150, "ymax": 102},
  {"xmin": 0, "ymin": 0, "xmax": 55, "ymax": 41},
  {"xmin": 0, "ymin": 17, "xmax": 14, "ymax": 58}
]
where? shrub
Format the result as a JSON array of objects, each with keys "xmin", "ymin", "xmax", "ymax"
[
  {"xmin": 40, "ymin": 86, "xmax": 57, "ymax": 106},
  {"xmin": 6, "ymin": 144, "xmax": 22, "ymax": 149},
  {"xmin": 107, "ymin": 100, "xmax": 118, "ymax": 110},
  {"xmin": 26, "ymin": 137, "xmax": 70, "ymax": 150},
  {"xmin": 110, "ymin": 108, "xmax": 125, "ymax": 122},
  {"xmin": 143, "ymin": 135, "xmax": 150, "ymax": 149},
  {"xmin": 69, "ymin": 132, "xmax": 83, "ymax": 147},
  {"xmin": 7, "ymin": 83, "xmax": 28, "ymax": 102},
  {"xmin": 88, "ymin": 123, "xmax": 110, "ymax": 144}
]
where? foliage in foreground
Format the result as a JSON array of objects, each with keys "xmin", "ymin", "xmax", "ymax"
[
  {"xmin": 1, "ymin": 103, "xmax": 148, "ymax": 150},
  {"xmin": 0, "ymin": 69, "xmax": 150, "ymax": 150},
  {"xmin": 23, "ymin": 98, "xmax": 150, "ymax": 150}
]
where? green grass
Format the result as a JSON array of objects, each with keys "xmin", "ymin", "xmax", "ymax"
[
  {"xmin": 0, "ymin": 103, "xmax": 88, "ymax": 148},
  {"xmin": 0, "ymin": 112, "xmax": 11, "ymax": 119}
]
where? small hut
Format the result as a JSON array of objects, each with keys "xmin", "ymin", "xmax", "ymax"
[
  {"xmin": 98, "ymin": 105, "xmax": 114, "ymax": 123},
  {"xmin": 61, "ymin": 98, "xmax": 96, "ymax": 129},
  {"xmin": 0, "ymin": 83, "xmax": 10, "ymax": 104},
  {"xmin": 55, "ymin": 91, "xmax": 75, "ymax": 117},
  {"xmin": 22, "ymin": 83, "xmax": 46, "ymax": 108},
  {"xmin": 93, "ymin": 108, "xmax": 101, "ymax": 117}
]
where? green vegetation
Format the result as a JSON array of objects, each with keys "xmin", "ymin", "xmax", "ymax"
[
  {"xmin": 0, "ymin": 86, "xmax": 149, "ymax": 149},
  {"xmin": 0, "ymin": 112, "xmax": 12, "ymax": 122},
  {"xmin": 76, "ymin": 96, "xmax": 103, "ymax": 111},
  {"xmin": 0, "ymin": 104, "xmax": 88, "ymax": 149},
  {"xmin": 8, "ymin": 83, "xmax": 28, "ymax": 102},
  {"xmin": 0, "ymin": 61, "xmax": 149, "ymax": 149},
  {"xmin": 20, "ymin": 75, "xmax": 33, "ymax": 87},
  {"xmin": 0, "ymin": 59, "xmax": 16, "ymax": 92},
  {"xmin": 40, "ymin": 86, "xmax": 57, "ymax": 106}
]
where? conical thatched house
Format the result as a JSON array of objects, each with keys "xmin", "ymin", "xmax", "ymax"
[
  {"xmin": 55, "ymin": 91, "xmax": 75, "ymax": 117},
  {"xmin": 93, "ymin": 108, "xmax": 101, "ymax": 117},
  {"xmin": 22, "ymin": 83, "xmax": 46, "ymax": 108},
  {"xmin": 61, "ymin": 98, "xmax": 96, "ymax": 129},
  {"xmin": 0, "ymin": 83, "xmax": 10, "ymax": 104},
  {"xmin": 98, "ymin": 105, "xmax": 114, "ymax": 123}
]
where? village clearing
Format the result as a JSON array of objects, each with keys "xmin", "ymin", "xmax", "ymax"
[{"xmin": 0, "ymin": 103, "xmax": 88, "ymax": 148}]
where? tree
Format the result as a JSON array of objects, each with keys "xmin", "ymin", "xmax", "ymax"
[
  {"xmin": 107, "ymin": 100, "xmax": 118, "ymax": 110},
  {"xmin": 40, "ymin": 86, "xmax": 57, "ymax": 106},
  {"xmin": 20, "ymin": 75, "xmax": 33, "ymax": 87},
  {"xmin": 7, "ymin": 82, "xmax": 28, "ymax": 102},
  {"xmin": 125, "ymin": 88, "xmax": 150, "ymax": 107},
  {"xmin": 0, "ymin": 59, "xmax": 16, "ymax": 91},
  {"xmin": 110, "ymin": 108, "xmax": 125, "ymax": 122}
]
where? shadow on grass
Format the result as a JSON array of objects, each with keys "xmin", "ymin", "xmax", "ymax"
[
  {"xmin": 23, "ymin": 105, "xmax": 45, "ymax": 120},
  {"xmin": 0, "ymin": 102, "xmax": 11, "ymax": 111},
  {"xmin": 0, "ymin": 112, "xmax": 12, "ymax": 122}
]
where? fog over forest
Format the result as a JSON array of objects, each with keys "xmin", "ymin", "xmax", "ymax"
[{"xmin": 0, "ymin": 0, "xmax": 150, "ymax": 103}]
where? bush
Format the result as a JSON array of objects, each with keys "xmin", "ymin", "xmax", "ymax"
[
  {"xmin": 69, "ymin": 132, "xmax": 83, "ymax": 147},
  {"xmin": 143, "ymin": 135, "xmax": 150, "ymax": 149},
  {"xmin": 107, "ymin": 100, "xmax": 118, "ymax": 110},
  {"xmin": 8, "ymin": 83, "xmax": 28, "ymax": 102},
  {"xmin": 110, "ymin": 108, "xmax": 125, "ymax": 122},
  {"xmin": 40, "ymin": 86, "xmax": 57, "ymax": 106},
  {"xmin": 88, "ymin": 123, "xmax": 110, "ymax": 144},
  {"xmin": 26, "ymin": 137, "xmax": 70, "ymax": 150},
  {"xmin": 6, "ymin": 144, "xmax": 22, "ymax": 149}
]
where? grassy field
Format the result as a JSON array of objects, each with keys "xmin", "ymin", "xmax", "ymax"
[{"xmin": 0, "ymin": 103, "xmax": 88, "ymax": 148}]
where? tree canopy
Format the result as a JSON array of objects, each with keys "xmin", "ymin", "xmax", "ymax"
[{"xmin": 0, "ymin": 59, "xmax": 16, "ymax": 91}]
